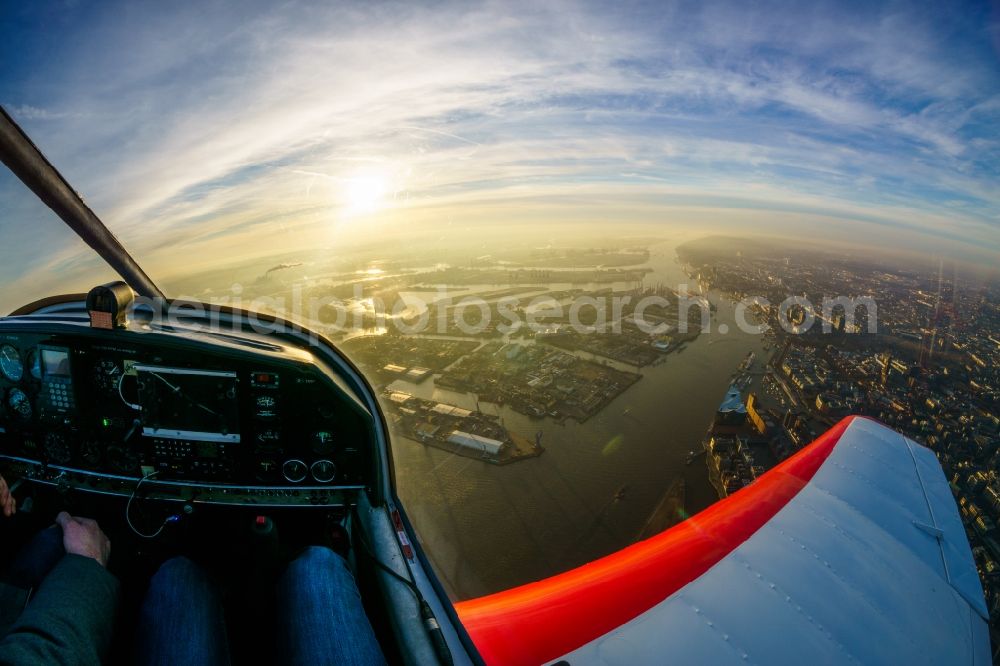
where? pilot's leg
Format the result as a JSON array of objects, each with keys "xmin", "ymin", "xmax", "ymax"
[
  {"xmin": 3, "ymin": 525, "xmax": 64, "ymax": 590},
  {"xmin": 0, "ymin": 525, "xmax": 64, "ymax": 633},
  {"xmin": 135, "ymin": 556, "xmax": 231, "ymax": 666},
  {"xmin": 275, "ymin": 545, "xmax": 385, "ymax": 666}
]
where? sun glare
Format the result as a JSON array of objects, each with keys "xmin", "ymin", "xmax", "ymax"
[{"xmin": 343, "ymin": 173, "xmax": 388, "ymax": 215}]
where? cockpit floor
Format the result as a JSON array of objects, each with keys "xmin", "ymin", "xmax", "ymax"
[{"xmin": 0, "ymin": 486, "xmax": 362, "ymax": 665}]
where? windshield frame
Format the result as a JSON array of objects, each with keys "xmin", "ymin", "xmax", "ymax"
[{"xmin": 0, "ymin": 106, "xmax": 164, "ymax": 302}]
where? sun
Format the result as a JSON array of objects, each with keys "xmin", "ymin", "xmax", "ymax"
[{"xmin": 343, "ymin": 173, "xmax": 388, "ymax": 215}]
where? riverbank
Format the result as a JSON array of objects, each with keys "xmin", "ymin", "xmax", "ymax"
[
  {"xmin": 388, "ymin": 238, "xmax": 776, "ymax": 599},
  {"xmin": 636, "ymin": 477, "xmax": 686, "ymax": 540}
]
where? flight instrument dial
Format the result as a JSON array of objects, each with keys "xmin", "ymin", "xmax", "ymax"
[
  {"xmin": 282, "ymin": 459, "xmax": 308, "ymax": 483},
  {"xmin": 311, "ymin": 430, "xmax": 335, "ymax": 455},
  {"xmin": 7, "ymin": 388, "xmax": 31, "ymax": 420},
  {"xmin": 92, "ymin": 359, "xmax": 123, "ymax": 394},
  {"xmin": 27, "ymin": 350, "xmax": 41, "ymax": 380},
  {"xmin": 0, "ymin": 345, "xmax": 23, "ymax": 382},
  {"xmin": 310, "ymin": 459, "xmax": 336, "ymax": 483}
]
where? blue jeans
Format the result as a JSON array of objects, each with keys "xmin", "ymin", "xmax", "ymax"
[{"xmin": 136, "ymin": 546, "xmax": 386, "ymax": 666}]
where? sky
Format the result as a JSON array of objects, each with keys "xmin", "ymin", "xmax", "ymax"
[{"xmin": 0, "ymin": 0, "xmax": 998, "ymax": 306}]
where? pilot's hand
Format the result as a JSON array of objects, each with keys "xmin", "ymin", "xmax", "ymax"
[
  {"xmin": 55, "ymin": 512, "xmax": 111, "ymax": 568},
  {"xmin": 0, "ymin": 474, "xmax": 15, "ymax": 517}
]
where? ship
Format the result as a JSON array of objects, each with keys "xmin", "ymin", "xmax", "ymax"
[{"xmin": 685, "ymin": 449, "xmax": 705, "ymax": 465}]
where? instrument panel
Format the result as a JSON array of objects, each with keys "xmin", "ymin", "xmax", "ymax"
[{"xmin": 0, "ymin": 318, "xmax": 376, "ymax": 506}]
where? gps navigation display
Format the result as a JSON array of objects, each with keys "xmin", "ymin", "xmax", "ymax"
[{"xmin": 136, "ymin": 365, "xmax": 240, "ymax": 443}]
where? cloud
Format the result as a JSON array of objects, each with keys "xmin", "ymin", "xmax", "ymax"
[
  {"xmin": 0, "ymin": 0, "xmax": 997, "ymax": 305},
  {"xmin": 4, "ymin": 104, "xmax": 83, "ymax": 121}
]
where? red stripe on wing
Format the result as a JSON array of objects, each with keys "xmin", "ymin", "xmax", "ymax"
[{"xmin": 454, "ymin": 415, "xmax": 857, "ymax": 665}]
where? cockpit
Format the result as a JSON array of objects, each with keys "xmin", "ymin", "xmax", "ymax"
[
  {"xmin": 0, "ymin": 107, "xmax": 473, "ymax": 665},
  {"xmin": 0, "ymin": 302, "xmax": 374, "ymax": 505}
]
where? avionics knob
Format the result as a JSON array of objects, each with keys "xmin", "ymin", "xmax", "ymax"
[
  {"xmin": 310, "ymin": 459, "xmax": 336, "ymax": 483},
  {"xmin": 282, "ymin": 459, "xmax": 307, "ymax": 483}
]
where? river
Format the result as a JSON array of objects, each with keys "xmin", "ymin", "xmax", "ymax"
[{"xmin": 388, "ymin": 239, "xmax": 771, "ymax": 600}]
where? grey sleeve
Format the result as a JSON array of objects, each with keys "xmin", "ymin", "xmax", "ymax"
[{"xmin": 0, "ymin": 554, "xmax": 120, "ymax": 666}]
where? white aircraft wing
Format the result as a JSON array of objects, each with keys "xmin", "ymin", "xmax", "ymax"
[{"xmin": 455, "ymin": 416, "xmax": 991, "ymax": 665}]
